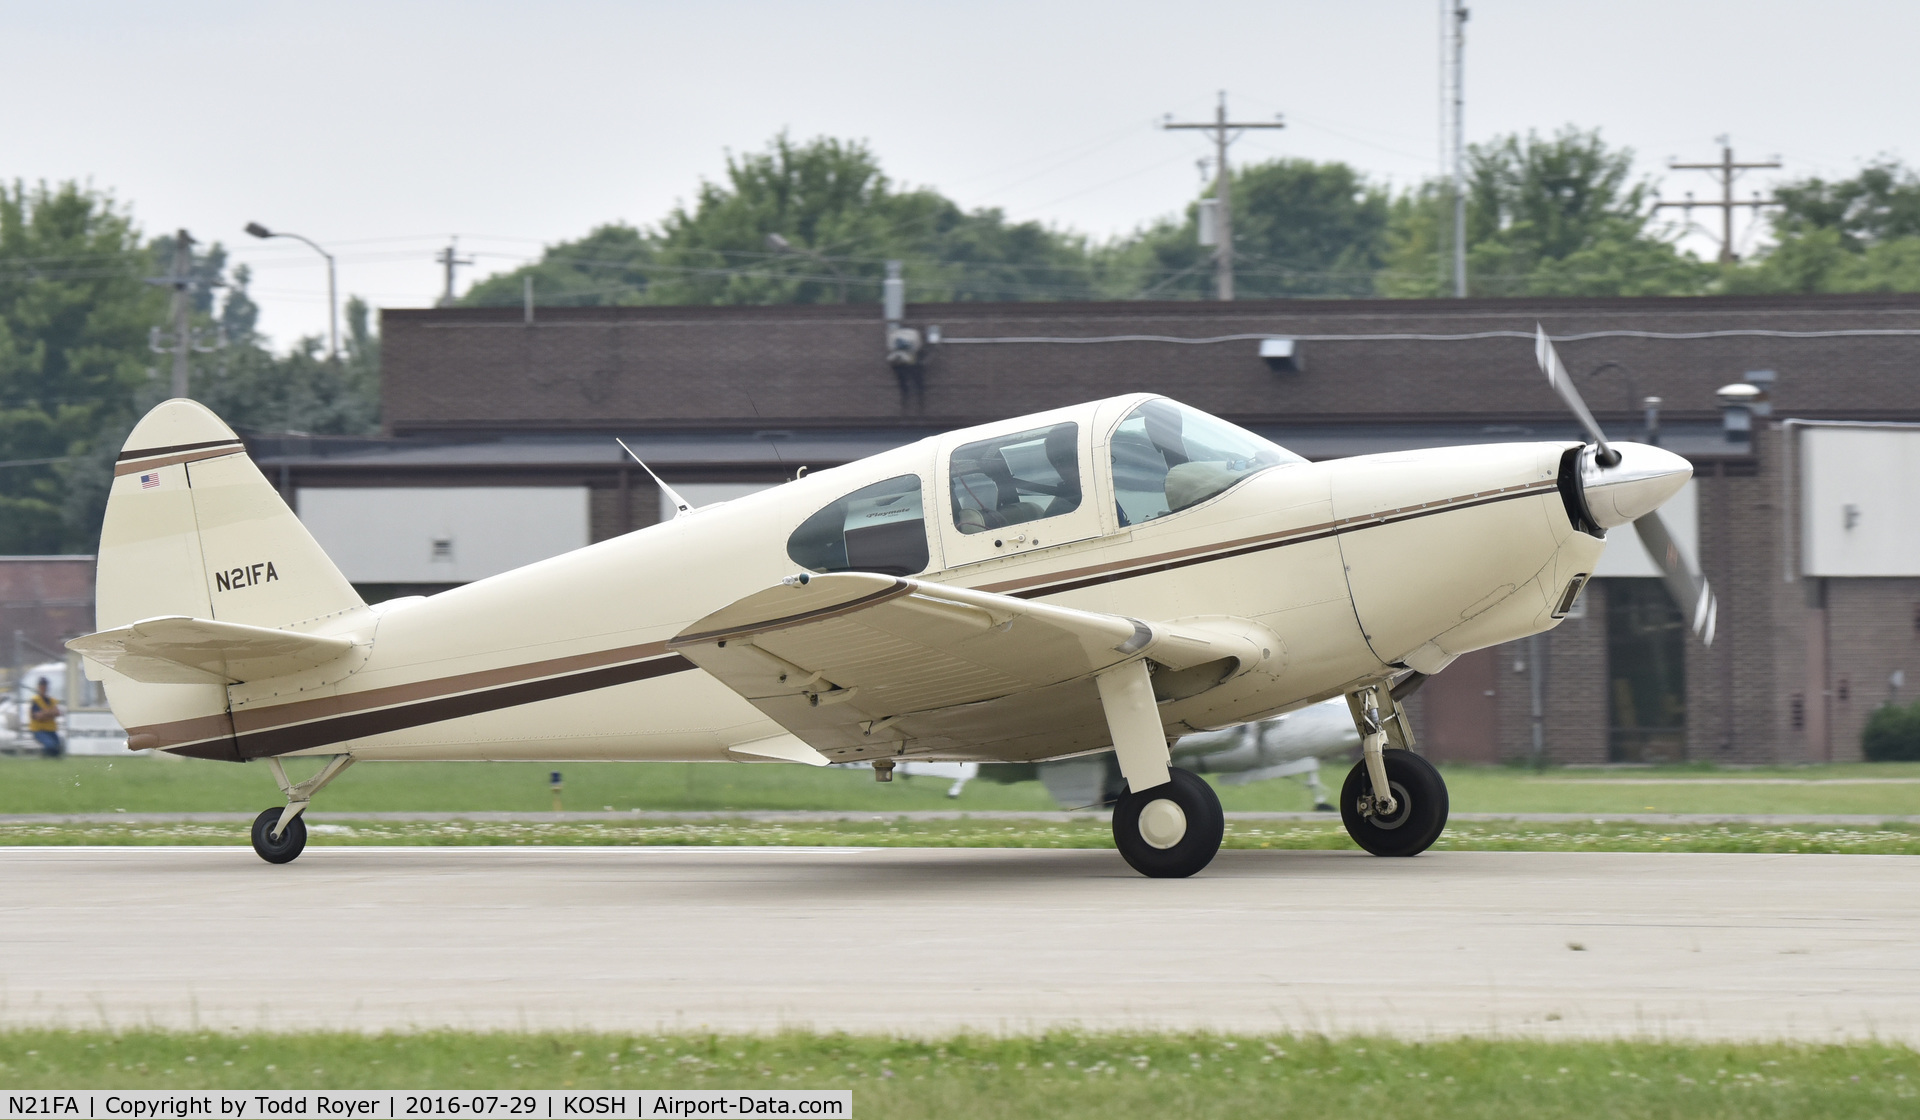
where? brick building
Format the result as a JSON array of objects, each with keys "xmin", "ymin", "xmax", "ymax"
[{"xmin": 254, "ymin": 293, "xmax": 1920, "ymax": 766}]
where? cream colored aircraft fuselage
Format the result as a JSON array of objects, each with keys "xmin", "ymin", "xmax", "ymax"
[{"xmin": 77, "ymin": 390, "xmax": 1690, "ymax": 874}]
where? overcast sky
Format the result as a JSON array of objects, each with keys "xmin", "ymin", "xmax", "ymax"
[{"xmin": 9, "ymin": 0, "xmax": 1918, "ymax": 349}]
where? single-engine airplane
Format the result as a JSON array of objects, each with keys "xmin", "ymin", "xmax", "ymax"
[{"xmin": 70, "ymin": 328, "xmax": 1707, "ymax": 877}]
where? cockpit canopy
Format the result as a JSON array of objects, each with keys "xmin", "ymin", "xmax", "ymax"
[
  {"xmin": 783, "ymin": 395, "xmax": 1304, "ymax": 576},
  {"xmin": 1110, "ymin": 398, "xmax": 1302, "ymax": 527}
]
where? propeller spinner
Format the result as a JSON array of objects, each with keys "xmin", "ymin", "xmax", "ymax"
[{"xmin": 1534, "ymin": 326, "xmax": 1717, "ymax": 645}]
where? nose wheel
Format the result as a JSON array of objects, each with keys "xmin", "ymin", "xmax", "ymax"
[
  {"xmin": 1339, "ymin": 749, "xmax": 1448, "ymax": 856},
  {"xmin": 1112, "ymin": 767, "xmax": 1225, "ymax": 878}
]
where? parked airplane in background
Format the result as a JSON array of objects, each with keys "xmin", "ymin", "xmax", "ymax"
[
  {"xmin": 70, "ymin": 330, "xmax": 1705, "ymax": 877},
  {"xmin": 902, "ymin": 697, "xmax": 1358, "ymax": 806}
]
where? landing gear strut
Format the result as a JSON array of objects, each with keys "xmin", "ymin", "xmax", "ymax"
[
  {"xmin": 250, "ymin": 754, "xmax": 355, "ymax": 865},
  {"xmin": 1096, "ymin": 659, "xmax": 1226, "ymax": 877},
  {"xmin": 1340, "ymin": 681, "xmax": 1448, "ymax": 857}
]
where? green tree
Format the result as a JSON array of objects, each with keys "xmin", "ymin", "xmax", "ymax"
[
  {"xmin": 1725, "ymin": 161, "xmax": 1920, "ymax": 294},
  {"xmin": 0, "ymin": 182, "xmax": 163, "ymax": 552},
  {"xmin": 1102, "ymin": 159, "xmax": 1391, "ymax": 299},
  {"xmin": 462, "ymin": 223, "xmax": 658, "ymax": 308},
  {"xmin": 1381, "ymin": 128, "xmax": 1711, "ymax": 297}
]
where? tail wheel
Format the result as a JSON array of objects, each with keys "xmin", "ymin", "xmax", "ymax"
[
  {"xmin": 1340, "ymin": 750, "xmax": 1448, "ymax": 857},
  {"xmin": 1112, "ymin": 767, "xmax": 1225, "ymax": 878},
  {"xmin": 250, "ymin": 808, "xmax": 308, "ymax": 864}
]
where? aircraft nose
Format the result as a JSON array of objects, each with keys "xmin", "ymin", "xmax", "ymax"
[{"xmin": 1579, "ymin": 442, "xmax": 1692, "ymax": 528}]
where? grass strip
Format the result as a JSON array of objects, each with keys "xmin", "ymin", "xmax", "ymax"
[
  {"xmin": 5, "ymin": 818, "xmax": 1920, "ymax": 853},
  {"xmin": 12, "ymin": 757, "xmax": 1920, "ymax": 817},
  {"xmin": 0, "ymin": 1029, "xmax": 1914, "ymax": 1119}
]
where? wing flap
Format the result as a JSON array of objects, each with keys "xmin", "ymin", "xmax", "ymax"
[{"xmin": 68, "ymin": 615, "xmax": 355, "ymax": 685}]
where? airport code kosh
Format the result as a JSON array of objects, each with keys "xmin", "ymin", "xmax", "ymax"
[{"xmin": 6, "ymin": 1094, "xmax": 851, "ymax": 1119}]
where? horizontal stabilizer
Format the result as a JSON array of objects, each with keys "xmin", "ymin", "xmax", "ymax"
[{"xmin": 68, "ymin": 615, "xmax": 355, "ymax": 685}]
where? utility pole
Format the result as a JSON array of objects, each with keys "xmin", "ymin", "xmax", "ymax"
[
  {"xmin": 166, "ymin": 230, "xmax": 193, "ymax": 397},
  {"xmin": 1447, "ymin": 1, "xmax": 1469, "ymax": 297},
  {"xmin": 1164, "ymin": 92, "xmax": 1285, "ymax": 300},
  {"xmin": 146, "ymin": 229, "xmax": 223, "ymax": 399},
  {"xmin": 436, "ymin": 238, "xmax": 474, "ymax": 306},
  {"xmin": 1655, "ymin": 140, "xmax": 1781, "ymax": 264}
]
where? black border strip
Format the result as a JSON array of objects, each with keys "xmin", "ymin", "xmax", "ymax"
[{"xmin": 117, "ymin": 438, "xmax": 244, "ymax": 462}]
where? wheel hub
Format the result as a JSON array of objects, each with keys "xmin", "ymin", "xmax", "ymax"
[
  {"xmin": 1138, "ymin": 798, "xmax": 1189, "ymax": 849},
  {"xmin": 1360, "ymin": 781, "xmax": 1414, "ymax": 830}
]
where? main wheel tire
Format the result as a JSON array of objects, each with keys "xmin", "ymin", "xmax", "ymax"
[
  {"xmin": 1112, "ymin": 767, "xmax": 1225, "ymax": 878},
  {"xmin": 250, "ymin": 807, "xmax": 307, "ymax": 864},
  {"xmin": 1340, "ymin": 750, "xmax": 1448, "ymax": 857}
]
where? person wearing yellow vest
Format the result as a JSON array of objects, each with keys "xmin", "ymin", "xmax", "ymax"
[{"xmin": 27, "ymin": 678, "xmax": 63, "ymax": 758}]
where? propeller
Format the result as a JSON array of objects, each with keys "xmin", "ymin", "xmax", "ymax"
[{"xmin": 1534, "ymin": 326, "xmax": 1717, "ymax": 646}]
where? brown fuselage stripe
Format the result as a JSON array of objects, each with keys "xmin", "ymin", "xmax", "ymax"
[
  {"xmin": 114, "ymin": 445, "xmax": 246, "ymax": 476},
  {"xmin": 167, "ymin": 653, "xmax": 695, "ymax": 760},
  {"xmin": 117, "ymin": 438, "xmax": 246, "ymax": 462},
  {"xmin": 129, "ymin": 638, "xmax": 675, "ymax": 750},
  {"xmin": 669, "ymin": 580, "xmax": 913, "ymax": 647},
  {"xmin": 984, "ymin": 481, "xmax": 1559, "ymax": 599},
  {"xmin": 139, "ymin": 479, "xmax": 1556, "ymax": 758}
]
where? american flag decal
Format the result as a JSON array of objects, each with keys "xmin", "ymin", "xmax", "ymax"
[{"xmin": 140, "ymin": 472, "xmax": 160, "ymax": 489}]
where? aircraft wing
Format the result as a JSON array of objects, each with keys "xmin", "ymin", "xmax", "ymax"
[
  {"xmin": 668, "ymin": 572, "xmax": 1260, "ymax": 763},
  {"xmin": 68, "ymin": 615, "xmax": 355, "ymax": 685}
]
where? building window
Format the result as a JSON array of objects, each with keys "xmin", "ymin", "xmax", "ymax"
[
  {"xmin": 1604, "ymin": 579, "xmax": 1688, "ymax": 763},
  {"xmin": 949, "ymin": 423, "xmax": 1081, "ymax": 534},
  {"xmin": 787, "ymin": 475, "xmax": 929, "ymax": 577},
  {"xmin": 1790, "ymin": 694, "xmax": 1805, "ymax": 732}
]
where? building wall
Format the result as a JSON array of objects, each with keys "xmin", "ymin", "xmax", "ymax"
[
  {"xmin": 1821, "ymin": 577, "xmax": 1920, "ymax": 760},
  {"xmin": 0, "ymin": 556, "xmax": 95, "ymax": 676},
  {"xmin": 380, "ymin": 296, "xmax": 1920, "ymax": 437}
]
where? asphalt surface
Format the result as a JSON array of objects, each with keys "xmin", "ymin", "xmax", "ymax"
[{"xmin": 5, "ymin": 846, "xmax": 1917, "ymax": 1041}]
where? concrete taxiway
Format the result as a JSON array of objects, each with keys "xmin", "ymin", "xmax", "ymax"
[{"xmin": 4, "ymin": 846, "xmax": 1917, "ymax": 1040}]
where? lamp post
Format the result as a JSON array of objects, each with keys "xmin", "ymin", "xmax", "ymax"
[
  {"xmin": 245, "ymin": 222, "xmax": 338, "ymax": 360},
  {"xmin": 765, "ymin": 233, "xmax": 848, "ymax": 302}
]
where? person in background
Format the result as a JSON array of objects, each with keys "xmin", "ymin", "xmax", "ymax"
[{"xmin": 28, "ymin": 678, "xmax": 62, "ymax": 758}]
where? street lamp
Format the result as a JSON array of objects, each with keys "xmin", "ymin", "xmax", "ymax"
[
  {"xmin": 765, "ymin": 232, "xmax": 848, "ymax": 302},
  {"xmin": 245, "ymin": 221, "xmax": 338, "ymax": 360}
]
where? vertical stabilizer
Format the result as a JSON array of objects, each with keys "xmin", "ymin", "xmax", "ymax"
[{"xmin": 91, "ymin": 399, "xmax": 366, "ymax": 756}]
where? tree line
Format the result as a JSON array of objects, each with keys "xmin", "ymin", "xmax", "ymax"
[
  {"xmin": 464, "ymin": 128, "xmax": 1920, "ymax": 307},
  {"xmin": 6, "ymin": 127, "xmax": 1920, "ymax": 553}
]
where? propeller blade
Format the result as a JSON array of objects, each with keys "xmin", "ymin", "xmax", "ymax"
[
  {"xmin": 1632, "ymin": 510, "xmax": 1717, "ymax": 646},
  {"xmin": 1534, "ymin": 325, "xmax": 1618, "ymax": 466}
]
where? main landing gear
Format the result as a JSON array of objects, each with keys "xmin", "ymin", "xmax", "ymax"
[
  {"xmin": 1095, "ymin": 659, "xmax": 1226, "ymax": 877},
  {"xmin": 250, "ymin": 754, "xmax": 355, "ymax": 864},
  {"xmin": 1112, "ymin": 767, "xmax": 1225, "ymax": 878},
  {"xmin": 1340, "ymin": 680, "xmax": 1448, "ymax": 857}
]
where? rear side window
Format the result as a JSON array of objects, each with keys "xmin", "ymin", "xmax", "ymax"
[
  {"xmin": 786, "ymin": 475, "xmax": 929, "ymax": 576},
  {"xmin": 948, "ymin": 422, "xmax": 1081, "ymax": 534}
]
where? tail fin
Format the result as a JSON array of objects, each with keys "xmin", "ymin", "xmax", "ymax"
[{"xmin": 90, "ymin": 399, "xmax": 365, "ymax": 756}]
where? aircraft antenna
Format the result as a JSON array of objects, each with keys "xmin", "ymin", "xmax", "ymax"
[{"xmin": 615, "ymin": 438, "xmax": 694, "ymax": 518}]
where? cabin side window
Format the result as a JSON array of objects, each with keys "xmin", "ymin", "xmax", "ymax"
[
  {"xmin": 1110, "ymin": 399, "xmax": 1302, "ymax": 526},
  {"xmin": 786, "ymin": 474, "xmax": 930, "ymax": 576},
  {"xmin": 948, "ymin": 422, "xmax": 1082, "ymax": 534}
]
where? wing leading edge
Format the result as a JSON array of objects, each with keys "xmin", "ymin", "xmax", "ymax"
[{"xmin": 668, "ymin": 572, "xmax": 1268, "ymax": 763}]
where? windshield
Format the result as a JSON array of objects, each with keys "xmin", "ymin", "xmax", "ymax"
[{"xmin": 1109, "ymin": 399, "xmax": 1302, "ymax": 526}]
